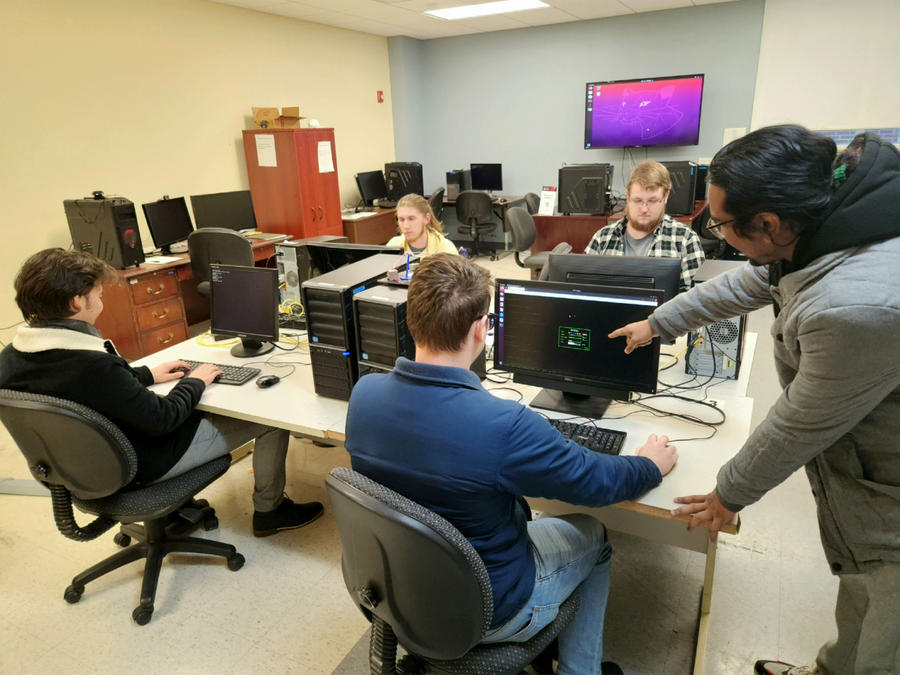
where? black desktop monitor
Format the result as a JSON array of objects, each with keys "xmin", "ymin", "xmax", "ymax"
[
  {"xmin": 494, "ymin": 279, "xmax": 663, "ymax": 417},
  {"xmin": 141, "ymin": 197, "xmax": 194, "ymax": 254},
  {"xmin": 546, "ymin": 253, "xmax": 682, "ymax": 300},
  {"xmin": 470, "ymin": 163, "xmax": 503, "ymax": 192},
  {"xmin": 305, "ymin": 242, "xmax": 404, "ymax": 277},
  {"xmin": 210, "ymin": 264, "xmax": 279, "ymax": 357},
  {"xmin": 190, "ymin": 190, "xmax": 257, "ymax": 231},
  {"xmin": 355, "ymin": 170, "xmax": 389, "ymax": 206}
]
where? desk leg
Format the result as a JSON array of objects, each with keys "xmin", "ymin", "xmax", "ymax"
[{"xmin": 693, "ymin": 537, "xmax": 717, "ymax": 675}]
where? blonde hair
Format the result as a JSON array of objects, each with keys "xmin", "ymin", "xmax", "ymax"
[
  {"xmin": 396, "ymin": 193, "xmax": 444, "ymax": 235},
  {"xmin": 627, "ymin": 161, "xmax": 672, "ymax": 195}
]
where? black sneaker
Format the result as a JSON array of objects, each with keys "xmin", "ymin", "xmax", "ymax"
[
  {"xmin": 253, "ymin": 497, "xmax": 324, "ymax": 537},
  {"xmin": 601, "ymin": 662, "xmax": 624, "ymax": 675},
  {"xmin": 755, "ymin": 660, "xmax": 817, "ymax": 675}
]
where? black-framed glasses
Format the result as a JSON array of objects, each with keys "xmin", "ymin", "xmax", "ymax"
[
  {"xmin": 706, "ymin": 216, "xmax": 737, "ymax": 240},
  {"xmin": 477, "ymin": 312, "xmax": 496, "ymax": 330}
]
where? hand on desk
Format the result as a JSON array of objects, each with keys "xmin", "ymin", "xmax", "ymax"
[
  {"xmin": 151, "ymin": 360, "xmax": 222, "ymax": 387},
  {"xmin": 671, "ymin": 489, "xmax": 736, "ymax": 543},
  {"xmin": 636, "ymin": 434, "xmax": 678, "ymax": 476},
  {"xmin": 608, "ymin": 319, "xmax": 658, "ymax": 354}
]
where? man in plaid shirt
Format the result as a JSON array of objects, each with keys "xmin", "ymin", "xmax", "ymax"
[{"xmin": 585, "ymin": 161, "xmax": 705, "ymax": 293}]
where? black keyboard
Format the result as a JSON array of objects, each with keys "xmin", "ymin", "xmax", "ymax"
[
  {"xmin": 547, "ymin": 419, "xmax": 627, "ymax": 456},
  {"xmin": 180, "ymin": 360, "xmax": 260, "ymax": 386}
]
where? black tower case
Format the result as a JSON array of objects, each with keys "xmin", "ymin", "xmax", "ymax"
[
  {"xmin": 384, "ymin": 162, "xmax": 424, "ymax": 201},
  {"xmin": 558, "ymin": 164, "xmax": 613, "ymax": 215},
  {"xmin": 63, "ymin": 194, "xmax": 145, "ymax": 269},
  {"xmin": 661, "ymin": 161, "xmax": 698, "ymax": 216}
]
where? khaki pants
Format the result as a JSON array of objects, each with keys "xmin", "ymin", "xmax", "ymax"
[{"xmin": 818, "ymin": 562, "xmax": 900, "ymax": 675}]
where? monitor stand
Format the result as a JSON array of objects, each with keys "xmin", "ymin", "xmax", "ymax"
[
  {"xmin": 530, "ymin": 389, "xmax": 612, "ymax": 419},
  {"xmin": 231, "ymin": 339, "xmax": 275, "ymax": 358}
]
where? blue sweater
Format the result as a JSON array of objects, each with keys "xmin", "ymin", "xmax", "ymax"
[{"xmin": 345, "ymin": 357, "xmax": 662, "ymax": 628}]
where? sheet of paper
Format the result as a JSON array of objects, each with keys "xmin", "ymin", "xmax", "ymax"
[
  {"xmin": 143, "ymin": 255, "xmax": 180, "ymax": 264},
  {"xmin": 538, "ymin": 186, "xmax": 557, "ymax": 216},
  {"xmin": 317, "ymin": 141, "xmax": 334, "ymax": 173},
  {"xmin": 255, "ymin": 134, "xmax": 277, "ymax": 167}
]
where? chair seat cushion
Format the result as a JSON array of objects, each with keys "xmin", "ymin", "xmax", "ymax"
[
  {"xmin": 522, "ymin": 252, "xmax": 548, "ymax": 270},
  {"xmin": 73, "ymin": 455, "xmax": 231, "ymax": 524}
]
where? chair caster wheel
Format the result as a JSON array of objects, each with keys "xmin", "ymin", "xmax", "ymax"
[
  {"xmin": 64, "ymin": 584, "xmax": 84, "ymax": 604},
  {"xmin": 202, "ymin": 515, "xmax": 219, "ymax": 531},
  {"xmin": 227, "ymin": 553, "xmax": 245, "ymax": 571},
  {"xmin": 114, "ymin": 532, "xmax": 131, "ymax": 547},
  {"xmin": 193, "ymin": 498, "xmax": 209, "ymax": 509},
  {"xmin": 132, "ymin": 604, "xmax": 153, "ymax": 625}
]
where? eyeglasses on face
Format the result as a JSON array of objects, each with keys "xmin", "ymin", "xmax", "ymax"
[
  {"xmin": 706, "ymin": 216, "xmax": 737, "ymax": 240},
  {"xmin": 476, "ymin": 312, "xmax": 496, "ymax": 330},
  {"xmin": 627, "ymin": 197, "xmax": 664, "ymax": 208}
]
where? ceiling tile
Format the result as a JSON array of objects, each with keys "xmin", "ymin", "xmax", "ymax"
[
  {"xmin": 617, "ymin": 0, "xmax": 690, "ymax": 12},
  {"xmin": 548, "ymin": 0, "xmax": 634, "ymax": 20},
  {"xmin": 512, "ymin": 6, "xmax": 581, "ymax": 26}
]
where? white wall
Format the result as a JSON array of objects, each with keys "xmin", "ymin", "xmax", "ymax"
[
  {"xmin": 751, "ymin": 0, "xmax": 900, "ymax": 129},
  {"xmin": 0, "ymin": 0, "xmax": 395, "ymax": 329}
]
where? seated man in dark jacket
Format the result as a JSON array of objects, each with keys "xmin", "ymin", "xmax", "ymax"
[
  {"xmin": 0, "ymin": 248, "xmax": 322, "ymax": 537},
  {"xmin": 345, "ymin": 253, "xmax": 678, "ymax": 674}
]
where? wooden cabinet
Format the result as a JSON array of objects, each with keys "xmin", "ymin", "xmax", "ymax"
[{"xmin": 243, "ymin": 128, "xmax": 343, "ymax": 239}]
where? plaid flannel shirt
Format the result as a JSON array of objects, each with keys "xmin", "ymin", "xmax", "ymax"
[{"xmin": 584, "ymin": 215, "xmax": 706, "ymax": 292}]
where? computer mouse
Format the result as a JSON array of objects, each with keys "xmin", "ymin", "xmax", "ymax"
[{"xmin": 255, "ymin": 375, "xmax": 281, "ymax": 388}]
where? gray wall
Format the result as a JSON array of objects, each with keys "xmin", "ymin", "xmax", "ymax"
[{"xmin": 389, "ymin": 0, "xmax": 765, "ymax": 198}]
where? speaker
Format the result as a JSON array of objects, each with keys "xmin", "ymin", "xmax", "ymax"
[
  {"xmin": 660, "ymin": 161, "xmax": 698, "ymax": 216},
  {"xmin": 558, "ymin": 164, "xmax": 612, "ymax": 215},
  {"xmin": 63, "ymin": 193, "xmax": 145, "ymax": 269},
  {"xmin": 445, "ymin": 169, "xmax": 471, "ymax": 200},
  {"xmin": 385, "ymin": 162, "xmax": 424, "ymax": 201},
  {"xmin": 686, "ymin": 315, "xmax": 746, "ymax": 380}
]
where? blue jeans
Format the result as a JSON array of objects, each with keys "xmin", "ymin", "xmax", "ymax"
[{"xmin": 481, "ymin": 513, "xmax": 612, "ymax": 675}]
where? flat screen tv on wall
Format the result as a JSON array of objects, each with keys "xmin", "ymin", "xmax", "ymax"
[{"xmin": 584, "ymin": 73, "xmax": 704, "ymax": 149}]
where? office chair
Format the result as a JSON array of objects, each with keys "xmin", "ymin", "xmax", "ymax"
[
  {"xmin": 326, "ymin": 467, "xmax": 581, "ymax": 674},
  {"xmin": 507, "ymin": 206, "xmax": 572, "ymax": 279},
  {"xmin": 691, "ymin": 204, "xmax": 742, "ymax": 260},
  {"xmin": 187, "ymin": 227, "xmax": 254, "ymax": 296},
  {"xmin": 456, "ymin": 190, "xmax": 498, "ymax": 259},
  {"xmin": 428, "ymin": 187, "xmax": 445, "ymax": 222},
  {"xmin": 0, "ymin": 389, "xmax": 244, "ymax": 626},
  {"xmin": 523, "ymin": 192, "xmax": 540, "ymax": 215}
]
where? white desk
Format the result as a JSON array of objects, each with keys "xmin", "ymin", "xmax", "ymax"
[{"xmin": 138, "ymin": 333, "xmax": 756, "ymax": 675}]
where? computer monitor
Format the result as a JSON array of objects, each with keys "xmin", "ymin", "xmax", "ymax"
[
  {"xmin": 384, "ymin": 162, "xmax": 424, "ymax": 201},
  {"xmin": 141, "ymin": 197, "xmax": 194, "ymax": 255},
  {"xmin": 470, "ymin": 163, "xmax": 503, "ymax": 192},
  {"xmin": 305, "ymin": 242, "xmax": 404, "ymax": 277},
  {"xmin": 546, "ymin": 253, "xmax": 683, "ymax": 300},
  {"xmin": 190, "ymin": 190, "xmax": 257, "ymax": 231},
  {"xmin": 210, "ymin": 264, "xmax": 279, "ymax": 357},
  {"xmin": 355, "ymin": 170, "xmax": 389, "ymax": 206},
  {"xmin": 494, "ymin": 279, "xmax": 663, "ymax": 417}
]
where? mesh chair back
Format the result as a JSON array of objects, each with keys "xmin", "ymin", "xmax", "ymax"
[
  {"xmin": 455, "ymin": 191, "xmax": 494, "ymax": 226},
  {"xmin": 187, "ymin": 228, "xmax": 254, "ymax": 284},
  {"xmin": 524, "ymin": 192, "xmax": 540, "ymax": 215},
  {"xmin": 428, "ymin": 187, "xmax": 445, "ymax": 221},
  {"xmin": 0, "ymin": 390, "xmax": 137, "ymax": 499},
  {"xmin": 327, "ymin": 468, "xmax": 492, "ymax": 660},
  {"xmin": 507, "ymin": 206, "xmax": 537, "ymax": 253},
  {"xmin": 690, "ymin": 204, "xmax": 727, "ymax": 258}
]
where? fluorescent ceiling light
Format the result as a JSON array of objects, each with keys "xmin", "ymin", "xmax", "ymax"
[{"xmin": 426, "ymin": 0, "xmax": 548, "ymax": 21}]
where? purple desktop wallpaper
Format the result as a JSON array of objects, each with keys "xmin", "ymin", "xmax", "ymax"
[{"xmin": 585, "ymin": 76, "xmax": 704, "ymax": 148}]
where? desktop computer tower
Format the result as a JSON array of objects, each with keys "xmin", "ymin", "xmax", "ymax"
[
  {"xmin": 302, "ymin": 253, "xmax": 407, "ymax": 399},
  {"xmin": 558, "ymin": 164, "xmax": 613, "ymax": 215},
  {"xmin": 63, "ymin": 193, "xmax": 145, "ymax": 269},
  {"xmin": 276, "ymin": 235, "xmax": 349, "ymax": 303},
  {"xmin": 385, "ymin": 162, "xmax": 424, "ymax": 201},
  {"xmin": 685, "ymin": 315, "xmax": 746, "ymax": 380},
  {"xmin": 661, "ymin": 161, "xmax": 698, "ymax": 216},
  {"xmin": 354, "ymin": 285, "xmax": 415, "ymax": 370},
  {"xmin": 694, "ymin": 165, "xmax": 708, "ymax": 202},
  {"xmin": 446, "ymin": 169, "xmax": 472, "ymax": 200}
]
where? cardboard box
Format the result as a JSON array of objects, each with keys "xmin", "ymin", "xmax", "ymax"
[{"xmin": 252, "ymin": 106, "xmax": 303, "ymax": 129}]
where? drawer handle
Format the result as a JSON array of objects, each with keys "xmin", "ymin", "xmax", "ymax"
[
  {"xmin": 311, "ymin": 207, "xmax": 317, "ymax": 222},
  {"xmin": 318, "ymin": 206, "xmax": 324, "ymax": 219},
  {"xmin": 147, "ymin": 284, "xmax": 165, "ymax": 295},
  {"xmin": 151, "ymin": 308, "xmax": 169, "ymax": 320},
  {"xmin": 157, "ymin": 332, "xmax": 175, "ymax": 345}
]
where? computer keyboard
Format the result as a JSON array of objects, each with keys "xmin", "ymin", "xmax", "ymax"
[
  {"xmin": 375, "ymin": 199, "xmax": 397, "ymax": 208},
  {"xmin": 180, "ymin": 360, "xmax": 260, "ymax": 386},
  {"xmin": 547, "ymin": 419, "xmax": 627, "ymax": 456}
]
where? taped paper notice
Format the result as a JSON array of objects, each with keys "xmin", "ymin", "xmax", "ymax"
[
  {"xmin": 255, "ymin": 134, "xmax": 277, "ymax": 167},
  {"xmin": 318, "ymin": 141, "xmax": 334, "ymax": 173}
]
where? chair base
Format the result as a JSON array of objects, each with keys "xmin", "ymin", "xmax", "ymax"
[{"xmin": 64, "ymin": 516, "xmax": 243, "ymax": 625}]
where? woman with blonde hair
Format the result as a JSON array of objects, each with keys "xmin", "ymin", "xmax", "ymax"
[{"xmin": 386, "ymin": 194, "xmax": 459, "ymax": 257}]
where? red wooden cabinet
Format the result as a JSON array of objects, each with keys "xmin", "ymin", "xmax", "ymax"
[{"xmin": 242, "ymin": 128, "xmax": 343, "ymax": 239}]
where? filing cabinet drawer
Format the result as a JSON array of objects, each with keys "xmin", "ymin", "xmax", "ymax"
[
  {"xmin": 139, "ymin": 322, "xmax": 188, "ymax": 356},
  {"xmin": 136, "ymin": 297, "xmax": 185, "ymax": 332},
  {"xmin": 129, "ymin": 272, "xmax": 179, "ymax": 305}
]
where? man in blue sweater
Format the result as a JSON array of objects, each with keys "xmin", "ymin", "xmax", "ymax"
[{"xmin": 345, "ymin": 253, "xmax": 678, "ymax": 674}]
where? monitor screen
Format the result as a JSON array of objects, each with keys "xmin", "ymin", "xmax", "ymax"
[
  {"xmin": 141, "ymin": 197, "xmax": 194, "ymax": 254},
  {"xmin": 584, "ymin": 74, "xmax": 705, "ymax": 149},
  {"xmin": 546, "ymin": 253, "xmax": 683, "ymax": 300},
  {"xmin": 470, "ymin": 163, "xmax": 503, "ymax": 192},
  {"xmin": 355, "ymin": 170, "xmax": 389, "ymax": 206},
  {"xmin": 190, "ymin": 190, "xmax": 257, "ymax": 231},
  {"xmin": 210, "ymin": 264, "xmax": 279, "ymax": 357},
  {"xmin": 305, "ymin": 242, "xmax": 404, "ymax": 277},
  {"xmin": 494, "ymin": 279, "xmax": 662, "ymax": 417}
]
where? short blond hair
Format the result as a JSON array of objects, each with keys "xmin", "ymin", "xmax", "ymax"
[
  {"xmin": 396, "ymin": 193, "xmax": 444, "ymax": 235},
  {"xmin": 627, "ymin": 161, "xmax": 671, "ymax": 194}
]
